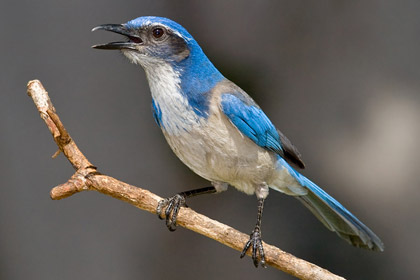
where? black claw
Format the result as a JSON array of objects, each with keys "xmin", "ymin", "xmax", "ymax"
[
  {"xmin": 156, "ymin": 194, "xmax": 186, "ymax": 231},
  {"xmin": 240, "ymin": 239, "xmax": 252, "ymax": 258},
  {"xmin": 156, "ymin": 198, "xmax": 168, "ymax": 220},
  {"xmin": 240, "ymin": 228, "xmax": 266, "ymax": 268}
]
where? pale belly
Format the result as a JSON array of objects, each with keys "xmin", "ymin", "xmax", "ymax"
[{"xmin": 162, "ymin": 113, "xmax": 279, "ymax": 195}]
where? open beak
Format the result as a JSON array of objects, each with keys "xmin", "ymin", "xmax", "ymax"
[{"xmin": 92, "ymin": 24, "xmax": 143, "ymax": 50}]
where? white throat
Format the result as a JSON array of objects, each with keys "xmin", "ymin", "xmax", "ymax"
[{"xmin": 142, "ymin": 61, "xmax": 201, "ymax": 134}]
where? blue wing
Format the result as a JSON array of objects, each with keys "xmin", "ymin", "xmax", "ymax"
[{"xmin": 220, "ymin": 93, "xmax": 283, "ymax": 155}]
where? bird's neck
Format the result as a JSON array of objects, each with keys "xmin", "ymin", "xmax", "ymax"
[
  {"xmin": 144, "ymin": 51, "xmax": 224, "ymax": 134},
  {"xmin": 174, "ymin": 50, "xmax": 224, "ymax": 118},
  {"xmin": 144, "ymin": 62, "xmax": 200, "ymax": 134}
]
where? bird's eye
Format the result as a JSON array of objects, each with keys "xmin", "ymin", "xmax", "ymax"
[{"xmin": 152, "ymin": 27, "xmax": 165, "ymax": 39}]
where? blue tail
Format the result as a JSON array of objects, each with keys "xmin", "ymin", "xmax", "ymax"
[{"xmin": 276, "ymin": 158, "xmax": 384, "ymax": 251}]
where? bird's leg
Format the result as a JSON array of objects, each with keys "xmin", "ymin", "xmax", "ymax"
[
  {"xmin": 156, "ymin": 186, "xmax": 217, "ymax": 231},
  {"xmin": 240, "ymin": 197, "xmax": 266, "ymax": 268}
]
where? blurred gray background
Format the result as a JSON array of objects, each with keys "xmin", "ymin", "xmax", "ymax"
[{"xmin": 1, "ymin": 0, "xmax": 419, "ymax": 279}]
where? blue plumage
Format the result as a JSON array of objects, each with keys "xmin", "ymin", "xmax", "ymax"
[
  {"xmin": 93, "ymin": 16, "xmax": 384, "ymax": 267},
  {"xmin": 176, "ymin": 53, "xmax": 224, "ymax": 117},
  {"xmin": 221, "ymin": 93, "xmax": 283, "ymax": 154},
  {"xmin": 152, "ymin": 99, "xmax": 163, "ymax": 128},
  {"xmin": 278, "ymin": 157, "xmax": 383, "ymax": 250},
  {"xmin": 126, "ymin": 16, "xmax": 194, "ymax": 41}
]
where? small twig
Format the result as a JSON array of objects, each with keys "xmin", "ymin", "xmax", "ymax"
[{"xmin": 27, "ymin": 79, "xmax": 345, "ymax": 280}]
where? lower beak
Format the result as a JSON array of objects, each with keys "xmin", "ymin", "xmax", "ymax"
[{"xmin": 91, "ymin": 24, "xmax": 142, "ymax": 50}]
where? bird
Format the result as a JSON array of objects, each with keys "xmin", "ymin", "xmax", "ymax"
[{"xmin": 92, "ymin": 16, "xmax": 384, "ymax": 267}]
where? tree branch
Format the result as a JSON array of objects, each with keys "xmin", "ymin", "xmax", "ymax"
[{"xmin": 27, "ymin": 79, "xmax": 345, "ymax": 280}]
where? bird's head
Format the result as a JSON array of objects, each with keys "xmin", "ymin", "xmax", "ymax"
[
  {"xmin": 92, "ymin": 16, "xmax": 202, "ymax": 68},
  {"xmin": 93, "ymin": 16, "xmax": 224, "ymax": 104}
]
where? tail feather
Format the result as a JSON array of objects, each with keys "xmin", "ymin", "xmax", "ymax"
[{"xmin": 275, "ymin": 158, "xmax": 384, "ymax": 251}]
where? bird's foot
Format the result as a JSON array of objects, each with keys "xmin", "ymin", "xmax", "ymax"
[
  {"xmin": 240, "ymin": 227, "xmax": 266, "ymax": 268},
  {"xmin": 156, "ymin": 194, "xmax": 186, "ymax": 231}
]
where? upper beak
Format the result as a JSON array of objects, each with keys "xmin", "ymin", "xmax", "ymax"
[{"xmin": 91, "ymin": 24, "xmax": 142, "ymax": 50}]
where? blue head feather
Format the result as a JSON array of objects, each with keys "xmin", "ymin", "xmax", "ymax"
[{"xmin": 126, "ymin": 16, "xmax": 194, "ymax": 42}]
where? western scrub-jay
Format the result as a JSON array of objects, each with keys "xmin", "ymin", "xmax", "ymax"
[{"xmin": 92, "ymin": 16, "xmax": 384, "ymax": 267}]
